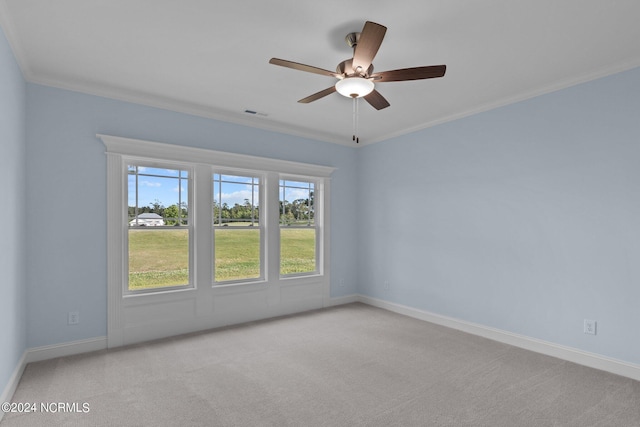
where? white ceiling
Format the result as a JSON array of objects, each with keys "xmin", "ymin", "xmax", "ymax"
[{"xmin": 2, "ymin": 0, "xmax": 640, "ymax": 146}]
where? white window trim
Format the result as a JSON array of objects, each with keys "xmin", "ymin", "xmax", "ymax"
[
  {"xmin": 101, "ymin": 134, "xmax": 335, "ymax": 177},
  {"xmin": 100, "ymin": 134, "xmax": 335, "ymax": 348}
]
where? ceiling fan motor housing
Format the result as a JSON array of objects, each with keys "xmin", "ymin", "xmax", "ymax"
[{"xmin": 337, "ymin": 58, "xmax": 374, "ymax": 77}]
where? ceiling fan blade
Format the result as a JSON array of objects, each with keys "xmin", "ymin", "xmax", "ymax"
[
  {"xmin": 370, "ymin": 65, "xmax": 446, "ymax": 82},
  {"xmin": 298, "ymin": 86, "xmax": 337, "ymax": 103},
  {"xmin": 364, "ymin": 89, "xmax": 390, "ymax": 110},
  {"xmin": 352, "ymin": 21, "xmax": 387, "ymax": 74},
  {"xmin": 269, "ymin": 58, "xmax": 340, "ymax": 78}
]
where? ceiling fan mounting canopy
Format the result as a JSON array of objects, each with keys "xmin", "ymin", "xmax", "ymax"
[{"xmin": 345, "ymin": 32, "xmax": 360, "ymax": 49}]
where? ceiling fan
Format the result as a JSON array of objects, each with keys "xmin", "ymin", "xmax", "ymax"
[{"xmin": 269, "ymin": 21, "xmax": 446, "ymax": 142}]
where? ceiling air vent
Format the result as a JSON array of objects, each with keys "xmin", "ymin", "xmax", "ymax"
[{"xmin": 243, "ymin": 109, "xmax": 268, "ymax": 117}]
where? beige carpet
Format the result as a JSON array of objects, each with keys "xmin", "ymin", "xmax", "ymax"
[{"xmin": 2, "ymin": 303, "xmax": 639, "ymax": 426}]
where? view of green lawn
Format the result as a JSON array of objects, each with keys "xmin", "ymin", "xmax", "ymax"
[
  {"xmin": 128, "ymin": 229, "xmax": 189, "ymax": 290},
  {"xmin": 128, "ymin": 227, "xmax": 316, "ymax": 290}
]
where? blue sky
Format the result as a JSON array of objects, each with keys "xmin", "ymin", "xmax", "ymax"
[
  {"xmin": 128, "ymin": 166, "xmax": 188, "ymax": 209},
  {"xmin": 214, "ymin": 174, "xmax": 259, "ymax": 208}
]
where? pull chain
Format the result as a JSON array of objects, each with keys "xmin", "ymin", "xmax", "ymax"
[{"xmin": 352, "ymin": 96, "xmax": 359, "ymax": 144}]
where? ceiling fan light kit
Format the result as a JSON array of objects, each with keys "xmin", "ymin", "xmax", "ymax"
[
  {"xmin": 335, "ymin": 77, "xmax": 374, "ymax": 98},
  {"xmin": 269, "ymin": 21, "xmax": 446, "ymax": 143}
]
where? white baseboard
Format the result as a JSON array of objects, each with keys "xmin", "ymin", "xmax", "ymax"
[
  {"xmin": 0, "ymin": 352, "xmax": 27, "ymax": 423},
  {"xmin": 326, "ymin": 294, "xmax": 360, "ymax": 307},
  {"xmin": 358, "ymin": 295, "xmax": 640, "ymax": 382},
  {"xmin": 26, "ymin": 336, "xmax": 107, "ymax": 364}
]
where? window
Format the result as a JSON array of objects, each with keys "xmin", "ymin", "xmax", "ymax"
[
  {"xmin": 280, "ymin": 179, "xmax": 317, "ymax": 276},
  {"xmin": 213, "ymin": 173, "xmax": 262, "ymax": 283},
  {"xmin": 127, "ymin": 163, "xmax": 192, "ymax": 292},
  {"xmin": 103, "ymin": 135, "xmax": 334, "ymax": 348}
]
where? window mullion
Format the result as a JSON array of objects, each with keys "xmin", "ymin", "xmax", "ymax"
[
  {"xmin": 194, "ymin": 164, "xmax": 213, "ymax": 291},
  {"xmin": 266, "ymin": 172, "xmax": 281, "ymax": 284}
]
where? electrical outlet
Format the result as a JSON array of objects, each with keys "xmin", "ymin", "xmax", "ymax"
[
  {"xmin": 584, "ymin": 319, "xmax": 597, "ymax": 335},
  {"xmin": 339, "ymin": 278, "xmax": 345, "ymax": 287},
  {"xmin": 383, "ymin": 281, "xmax": 390, "ymax": 290},
  {"xmin": 68, "ymin": 311, "xmax": 80, "ymax": 325}
]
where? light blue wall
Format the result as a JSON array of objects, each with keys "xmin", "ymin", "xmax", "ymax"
[
  {"xmin": 0, "ymin": 26, "xmax": 27, "ymax": 393},
  {"xmin": 358, "ymin": 66, "xmax": 640, "ymax": 364},
  {"xmin": 25, "ymin": 84, "xmax": 358, "ymax": 348}
]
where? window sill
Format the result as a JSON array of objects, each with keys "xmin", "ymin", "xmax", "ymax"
[
  {"xmin": 123, "ymin": 285, "xmax": 196, "ymax": 306},
  {"xmin": 212, "ymin": 280, "xmax": 268, "ymax": 295},
  {"xmin": 279, "ymin": 274, "xmax": 324, "ymax": 286}
]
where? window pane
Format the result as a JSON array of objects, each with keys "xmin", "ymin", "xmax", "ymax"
[
  {"xmin": 127, "ymin": 164, "xmax": 190, "ymax": 291},
  {"xmin": 279, "ymin": 179, "xmax": 317, "ymax": 276},
  {"xmin": 279, "ymin": 180, "xmax": 314, "ymax": 226},
  {"xmin": 213, "ymin": 174, "xmax": 259, "ymax": 226},
  {"xmin": 213, "ymin": 173, "xmax": 261, "ymax": 283},
  {"xmin": 128, "ymin": 165, "xmax": 189, "ymax": 226},
  {"xmin": 280, "ymin": 228, "xmax": 316, "ymax": 275},
  {"xmin": 215, "ymin": 228, "xmax": 260, "ymax": 282},
  {"xmin": 128, "ymin": 228, "xmax": 189, "ymax": 290}
]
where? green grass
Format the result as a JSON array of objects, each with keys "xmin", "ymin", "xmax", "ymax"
[
  {"xmin": 128, "ymin": 229, "xmax": 189, "ymax": 290},
  {"xmin": 215, "ymin": 228, "xmax": 260, "ymax": 281},
  {"xmin": 128, "ymin": 227, "xmax": 315, "ymax": 290},
  {"xmin": 280, "ymin": 228, "xmax": 316, "ymax": 274}
]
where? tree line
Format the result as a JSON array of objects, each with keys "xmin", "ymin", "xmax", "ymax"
[{"xmin": 130, "ymin": 196, "xmax": 313, "ymax": 226}]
